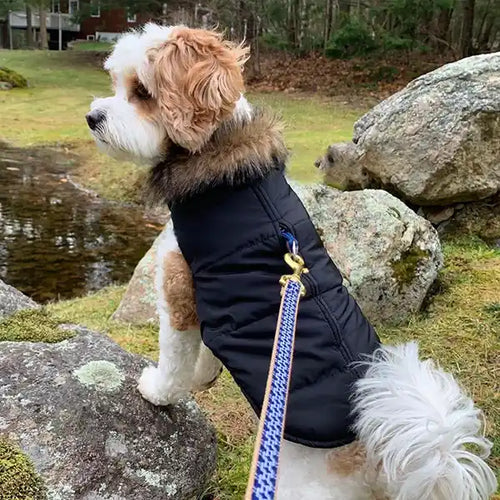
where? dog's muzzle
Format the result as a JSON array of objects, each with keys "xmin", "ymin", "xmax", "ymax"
[{"xmin": 86, "ymin": 110, "xmax": 106, "ymax": 131}]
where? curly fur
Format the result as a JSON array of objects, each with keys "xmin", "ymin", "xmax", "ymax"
[
  {"xmin": 353, "ymin": 343, "xmax": 497, "ymax": 500},
  {"xmin": 144, "ymin": 27, "xmax": 249, "ymax": 152},
  {"xmin": 146, "ymin": 108, "xmax": 288, "ymax": 204},
  {"xmin": 163, "ymin": 250, "xmax": 198, "ymax": 331}
]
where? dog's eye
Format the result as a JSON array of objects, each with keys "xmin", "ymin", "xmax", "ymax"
[{"xmin": 134, "ymin": 83, "xmax": 151, "ymax": 101}]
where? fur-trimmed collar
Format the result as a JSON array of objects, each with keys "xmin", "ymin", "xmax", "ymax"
[{"xmin": 146, "ymin": 109, "xmax": 288, "ymax": 205}]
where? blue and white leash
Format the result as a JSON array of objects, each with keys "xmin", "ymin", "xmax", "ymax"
[{"xmin": 245, "ymin": 233, "xmax": 309, "ymax": 500}]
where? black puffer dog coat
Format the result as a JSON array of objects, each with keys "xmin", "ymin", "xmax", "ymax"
[{"xmin": 169, "ymin": 163, "xmax": 381, "ymax": 448}]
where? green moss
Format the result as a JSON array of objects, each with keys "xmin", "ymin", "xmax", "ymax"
[
  {"xmin": 484, "ymin": 303, "xmax": 500, "ymax": 321},
  {"xmin": 324, "ymin": 180, "xmax": 345, "ymax": 190},
  {"xmin": 0, "ymin": 438, "xmax": 46, "ymax": 500},
  {"xmin": 0, "ymin": 309, "xmax": 73, "ymax": 343},
  {"xmin": 0, "ymin": 67, "xmax": 28, "ymax": 88},
  {"xmin": 391, "ymin": 247, "xmax": 430, "ymax": 287},
  {"xmin": 380, "ymin": 237, "xmax": 500, "ymax": 476}
]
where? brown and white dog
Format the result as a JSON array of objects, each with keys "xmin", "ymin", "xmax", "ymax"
[{"xmin": 87, "ymin": 24, "xmax": 497, "ymax": 500}]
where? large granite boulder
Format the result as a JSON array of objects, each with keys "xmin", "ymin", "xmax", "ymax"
[
  {"xmin": 294, "ymin": 184, "xmax": 443, "ymax": 324},
  {"xmin": 318, "ymin": 52, "xmax": 500, "ymax": 206},
  {"xmin": 113, "ymin": 233, "xmax": 161, "ymax": 324},
  {"xmin": 0, "ymin": 326, "xmax": 216, "ymax": 499},
  {"xmin": 0, "ymin": 279, "xmax": 38, "ymax": 319}
]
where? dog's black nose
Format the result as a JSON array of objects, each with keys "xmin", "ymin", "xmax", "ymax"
[{"xmin": 86, "ymin": 110, "xmax": 105, "ymax": 131}]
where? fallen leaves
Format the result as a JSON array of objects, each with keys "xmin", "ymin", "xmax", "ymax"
[{"xmin": 246, "ymin": 50, "xmax": 454, "ymax": 100}]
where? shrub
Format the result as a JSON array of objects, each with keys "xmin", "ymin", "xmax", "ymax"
[
  {"xmin": 326, "ymin": 19, "xmax": 377, "ymax": 58},
  {"xmin": 369, "ymin": 65, "xmax": 400, "ymax": 82},
  {"xmin": 260, "ymin": 33, "xmax": 291, "ymax": 52},
  {"xmin": 0, "ymin": 67, "xmax": 28, "ymax": 88},
  {"xmin": 381, "ymin": 34, "xmax": 414, "ymax": 52},
  {"xmin": 380, "ymin": 34, "xmax": 430, "ymax": 53}
]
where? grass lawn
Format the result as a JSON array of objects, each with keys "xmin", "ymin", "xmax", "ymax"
[
  {"xmin": 70, "ymin": 41, "xmax": 114, "ymax": 51},
  {"xmin": 0, "ymin": 49, "xmax": 362, "ymax": 200}
]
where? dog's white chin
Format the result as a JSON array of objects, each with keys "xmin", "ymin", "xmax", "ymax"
[
  {"xmin": 92, "ymin": 135, "xmax": 157, "ymax": 164},
  {"xmin": 90, "ymin": 96, "xmax": 166, "ymax": 163}
]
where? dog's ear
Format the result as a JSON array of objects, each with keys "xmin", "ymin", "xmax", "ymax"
[{"xmin": 149, "ymin": 28, "xmax": 249, "ymax": 152}]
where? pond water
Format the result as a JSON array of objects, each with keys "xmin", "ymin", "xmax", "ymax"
[{"xmin": 0, "ymin": 144, "xmax": 160, "ymax": 303}]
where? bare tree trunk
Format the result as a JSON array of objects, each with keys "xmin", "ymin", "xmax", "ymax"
[
  {"xmin": 287, "ymin": 0, "xmax": 299, "ymax": 49},
  {"xmin": 488, "ymin": 25, "xmax": 498, "ymax": 48},
  {"xmin": 243, "ymin": 18, "xmax": 248, "ymax": 40},
  {"xmin": 459, "ymin": 0, "xmax": 475, "ymax": 57},
  {"xmin": 435, "ymin": 4, "xmax": 454, "ymax": 42},
  {"xmin": 253, "ymin": 14, "xmax": 261, "ymax": 75},
  {"xmin": 287, "ymin": 0, "xmax": 294, "ymax": 46},
  {"xmin": 293, "ymin": 0, "xmax": 300, "ymax": 49},
  {"xmin": 38, "ymin": 3, "xmax": 48, "ymax": 50},
  {"xmin": 298, "ymin": 0, "xmax": 308, "ymax": 51},
  {"xmin": 26, "ymin": 4, "xmax": 34, "ymax": 48},
  {"xmin": 323, "ymin": 0, "xmax": 333, "ymax": 53},
  {"xmin": 478, "ymin": 14, "xmax": 494, "ymax": 51},
  {"xmin": 476, "ymin": 0, "xmax": 491, "ymax": 40}
]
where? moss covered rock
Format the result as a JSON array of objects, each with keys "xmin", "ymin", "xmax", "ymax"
[
  {"xmin": 0, "ymin": 439, "xmax": 46, "ymax": 500},
  {"xmin": 294, "ymin": 184, "xmax": 443, "ymax": 324},
  {"xmin": 391, "ymin": 247, "xmax": 431, "ymax": 289},
  {"xmin": 0, "ymin": 326, "xmax": 216, "ymax": 499},
  {"xmin": 0, "ymin": 308, "xmax": 74, "ymax": 343},
  {"xmin": 0, "ymin": 67, "xmax": 28, "ymax": 88}
]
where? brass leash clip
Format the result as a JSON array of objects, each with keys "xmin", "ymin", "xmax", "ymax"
[{"xmin": 280, "ymin": 253, "xmax": 309, "ymax": 297}]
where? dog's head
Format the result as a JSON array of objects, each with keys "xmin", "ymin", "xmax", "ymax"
[{"xmin": 87, "ymin": 24, "xmax": 250, "ymax": 162}]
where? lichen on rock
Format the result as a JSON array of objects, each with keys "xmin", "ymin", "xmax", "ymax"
[
  {"xmin": 0, "ymin": 438, "xmax": 46, "ymax": 500},
  {"xmin": 73, "ymin": 360, "xmax": 125, "ymax": 392}
]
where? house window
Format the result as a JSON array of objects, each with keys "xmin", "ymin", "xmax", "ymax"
[
  {"xmin": 90, "ymin": 0, "xmax": 100, "ymax": 17},
  {"xmin": 69, "ymin": 0, "xmax": 79, "ymax": 16},
  {"xmin": 51, "ymin": 0, "xmax": 60, "ymax": 13},
  {"xmin": 127, "ymin": 10, "xmax": 137, "ymax": 23}
]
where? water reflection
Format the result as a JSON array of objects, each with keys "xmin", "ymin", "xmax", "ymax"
[{"xmin": 0, "ymin": 144, "xmax": 159, "ymax": 302}]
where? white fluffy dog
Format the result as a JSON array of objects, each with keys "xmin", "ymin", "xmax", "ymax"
[{"xmin": 87, "ymin": 23, "xmax": 497, "ymax": 500}]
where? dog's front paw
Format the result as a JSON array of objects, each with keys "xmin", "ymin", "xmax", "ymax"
[{"xmin": 137, "ymin": 366, "xmax": 186, "ymax": 406}]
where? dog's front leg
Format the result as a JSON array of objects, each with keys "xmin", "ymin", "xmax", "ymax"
[
  {"xmin": 138, "ymin": 319, "xmax": 201, "ymax": 405},
  {"xmin": 138, "ymin": 224, "xmax": 201, "ymax": 405}
]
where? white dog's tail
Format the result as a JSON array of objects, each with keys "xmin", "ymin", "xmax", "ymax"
[{"xmin": 353, "ymin": 342, "xmax": 497, "ymax": 500}]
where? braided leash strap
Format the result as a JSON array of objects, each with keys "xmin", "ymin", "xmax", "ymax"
[{"xmin": 245, "ymin": 248, "xmax": 308, "ymax": 500}]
